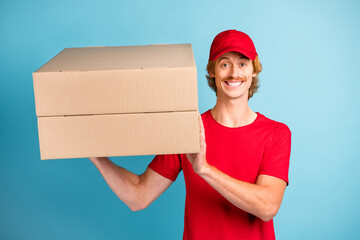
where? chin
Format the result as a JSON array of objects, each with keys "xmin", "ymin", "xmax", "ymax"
[{"xmin": 220, "ymin": 92, "xmax": 248, "ymax": 100}]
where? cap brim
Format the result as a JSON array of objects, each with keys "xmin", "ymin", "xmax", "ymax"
[{"xmin": 210, "ymin": 47, "xmax": 257, "ymax": 61}]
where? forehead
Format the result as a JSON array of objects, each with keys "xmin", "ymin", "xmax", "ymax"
[{"xmin": 217, "ymin": 51, "xmax": 249, "ymax": 62}]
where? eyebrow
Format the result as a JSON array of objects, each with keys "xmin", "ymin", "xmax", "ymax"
[
  {"xmin": 218, "ymin": 56, "xmax": 250, "ymax": 62},
  {"xmin": 218, "ymin": 57, "xmax": 229, "ymax": 62}
]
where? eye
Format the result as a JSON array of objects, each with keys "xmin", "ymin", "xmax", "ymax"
[
  {"xmin": 239, "ymin": 63, "xmax": 246, "ymax": 67},
  {"xmin": 222, "ymin": 63, "xmax": 229, "ymax": 68}
]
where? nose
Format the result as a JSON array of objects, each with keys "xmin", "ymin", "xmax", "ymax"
[{"xmin": 229, "ymin": 65, "xmax": 241, "ymax": 79}]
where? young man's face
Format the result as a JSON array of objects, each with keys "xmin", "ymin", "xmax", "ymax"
[{"xmin": 211, "ymin": 51, "xmax": 257, "ymax": 101}]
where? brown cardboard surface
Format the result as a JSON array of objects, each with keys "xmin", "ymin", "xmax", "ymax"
[
  {"xmin": 33, "ymin": 44, "xmax": 197, "ymax": 117},
  {"xmin": 38, "ymin": 111, "xmax": 200, "ymax": 160},
  {"xmin": 33, "ymin": 43, "xmax": 200, "ymax": 159},
  {"xmin": 36, "ymin": 44, "xmax": 195, "ymax": 71}
]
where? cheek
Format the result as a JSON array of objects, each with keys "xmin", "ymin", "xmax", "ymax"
[
  {"xmin": 213, "ymin": 69, "xmax": 224, "ymax": 89},
  {"xmin": 245, "ymin": 77, "xmax": 253, "ymax": 89},
  {"xmin": 244, "ymin": 69, "xmax": 254, "ymax": 81},
  {"xmin": 246, "ymin": 66, "xmax": 255, "ymax": 77},
  {"xmin": 215, "ymin": 77, "xmax": 222, "ymax": 89}
]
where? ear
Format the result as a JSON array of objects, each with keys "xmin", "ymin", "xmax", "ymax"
[
  {"xmin": 210, "ymin": 71, "xmax": 215, "ymax": 78},
  {"xmin": 252, "ymin": 72, "xmax": 257, "ymax": 77}
]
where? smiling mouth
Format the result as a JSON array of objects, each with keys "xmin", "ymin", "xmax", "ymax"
[{"xmin": 224, "ymin": 81, "xmax": 244, "ymax": 87}]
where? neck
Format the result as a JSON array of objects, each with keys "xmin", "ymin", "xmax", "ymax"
[{"xmin": 211, "ymin": 96, "xmax": 257, "ymax": 128}]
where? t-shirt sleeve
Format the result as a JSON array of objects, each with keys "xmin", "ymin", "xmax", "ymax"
[
  {"xmin": 259, "ymin": 123, "xmax": 292, "ymax": 185},
  {"xmin": 148, "ymin": 154, "xmax": 182, "ymax": 182}
]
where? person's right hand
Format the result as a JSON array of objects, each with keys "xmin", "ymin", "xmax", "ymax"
[{"xmin": 89, "ymin": 157, "xmax": 106, "ymax": 163}]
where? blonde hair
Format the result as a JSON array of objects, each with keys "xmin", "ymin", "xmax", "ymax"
[{"xmin": 206, "ymin": 55, "xmax": 262, "ymax": 99}]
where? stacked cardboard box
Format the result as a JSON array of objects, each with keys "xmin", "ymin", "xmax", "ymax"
[{"xmin": 33, "ymin": 44, "xmax": 200, "ymax": 160}]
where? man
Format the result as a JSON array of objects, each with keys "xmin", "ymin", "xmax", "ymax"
[{"xmin": 90, "ymin": 29, "xmax": 291, "ymax": 240}]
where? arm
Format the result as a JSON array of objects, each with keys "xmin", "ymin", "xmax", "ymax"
[
  {"xmin": 186, "ymin": 115, "xmax": 287, "ymax": 222},
  {"xmin": 90, "ymin": 157, "xmax": 173, "ymax": 211},
  {"xmin": 198, "ymin": 165, "xmax": 286, "ymax": 222}
]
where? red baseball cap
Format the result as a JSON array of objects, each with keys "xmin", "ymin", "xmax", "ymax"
[{"xmin": 209, "ymin": 29, "xmax": 258, "ymax": 61}]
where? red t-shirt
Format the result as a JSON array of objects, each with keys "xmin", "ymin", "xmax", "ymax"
[{"xmin": 148, "ymin": 110, "xmax": 291, "ymax": 240}]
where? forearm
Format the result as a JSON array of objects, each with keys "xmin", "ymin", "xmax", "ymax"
[
  {"xmin": 199, "ymin": 163, "xmax": 281, "ymax": 222},
  {"xmin": 90, "ymin": 157, "xmax": 145, "ymax": 211}
]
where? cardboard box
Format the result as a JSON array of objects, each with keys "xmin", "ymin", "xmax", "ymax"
[{"xmin": 33, "ymin": 44, "xmax": 200, "ymax": 160}]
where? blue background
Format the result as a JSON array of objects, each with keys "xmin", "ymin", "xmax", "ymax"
[{"xmin": 1, "ymin": 0, "xmax": 359, "ymax": 239}]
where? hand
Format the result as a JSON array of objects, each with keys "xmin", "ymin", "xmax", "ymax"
[
  {"xmin": 186, "ymin": 114, "xmax": 208, "ymax": 175},
  {"xmin": 89, "ymin": 157, "xmax": 99, "ymax": 162},
  {"xmin": 89, "ymin": 157, "xmax": 107, "ymax": 164}
]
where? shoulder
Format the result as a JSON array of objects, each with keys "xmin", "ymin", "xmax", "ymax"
[
  {"xmin": 257, "ymin": 113, "xmax": 291, "ymax": 133},
  {"xmin": 255, "ymin": 113, "xmax": 291, "ymax": 145},
  {"xmin": 200, "ymin": 109, "xmax": 211, "ymax": 118},
  {"xmin": 200, "ymin": 109, "xmax": 212, "ymax": 124}
]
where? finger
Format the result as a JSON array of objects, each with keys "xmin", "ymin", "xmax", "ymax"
[
  {"xmin": 198, "ymin": 114, "xmax": 205, "ymax": 136},
  {"xmin": 199, "ymin": 129, "xmax": 206, "ymax": 149},
  {"xmin": 200, "ymin": 135, "xmax": 206, "ymax": 149}
]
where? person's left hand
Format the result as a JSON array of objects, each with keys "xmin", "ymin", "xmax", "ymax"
[{"xmin": 186, "ymin": 114, "xmax": 208, "ymax": 175}]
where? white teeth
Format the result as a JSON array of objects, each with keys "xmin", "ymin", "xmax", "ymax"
[{"xmin": 225, "ymin": 81, "xmax": 243, "ymax": 87}]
